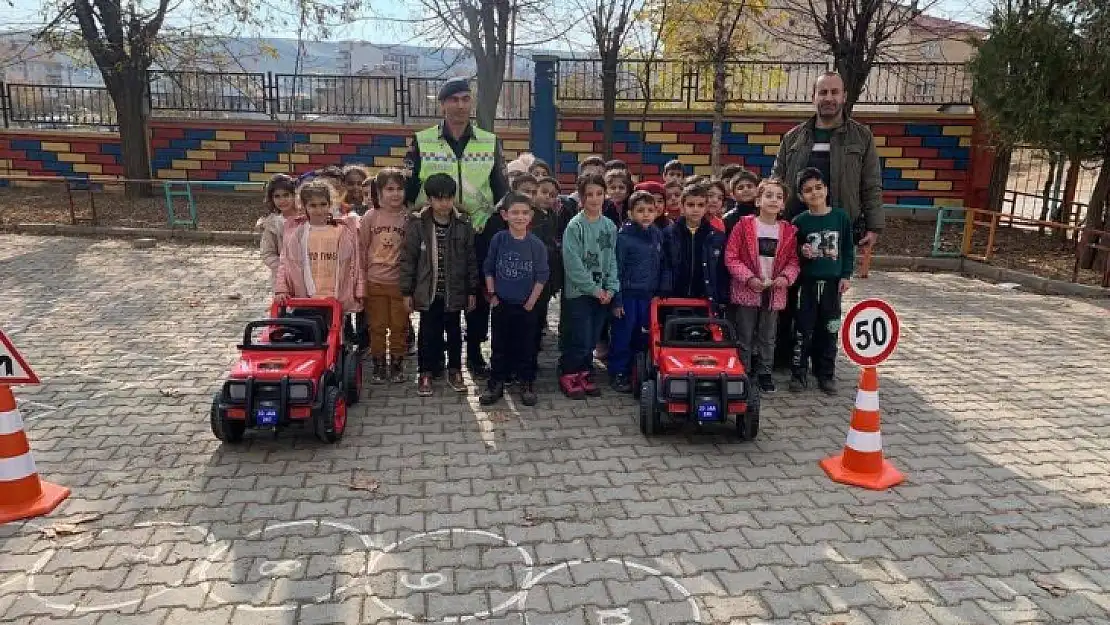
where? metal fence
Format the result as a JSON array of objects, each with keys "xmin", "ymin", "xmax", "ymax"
[
  {"xmin": 556, "ymin": 58, "xmax": 972, "ymax": 108},
  {"xmin": 0, "ymin": 71, "xmax": 533, "ymax": 128}
]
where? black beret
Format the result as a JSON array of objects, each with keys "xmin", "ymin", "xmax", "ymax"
[{"xmin": 438, "ymin": 77, "xmax": 472, "ymax": 101}]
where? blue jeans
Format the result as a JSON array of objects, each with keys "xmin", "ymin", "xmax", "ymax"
[
  {"xmin": 559, "ymin": 296, "xmax": 608, "ymax": 374},
  {"xmin": 608, "ymin": 296, "xmax": 651, "ymax": 377}
]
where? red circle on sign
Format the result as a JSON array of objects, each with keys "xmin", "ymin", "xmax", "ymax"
[{"xmin": 840, "ymin": 299, "xmax": 900, "ymax": 367}]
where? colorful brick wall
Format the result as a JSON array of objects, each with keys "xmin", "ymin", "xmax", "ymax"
[
  {"xmin": 0, "ymin": 132, "xmax": 123, "ymax": 186},
  {"xmin": 554, "ymin": 113, "xmax": 975, "ymax": 207},
  {"xmin": 0, "ymin": 121, "xmax": 530, "ymax": 189}
]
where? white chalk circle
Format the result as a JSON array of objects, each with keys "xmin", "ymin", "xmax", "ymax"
[
  {"xmin": 520, "ymin": 558, "xmax": 701, "ymax": 625},
  {"xmin": 365, "ymin": 528, "xmax": 534, "ymax": 622},
  {"xmin": 26, "ymin": 521, "xmax": 215, "ymax": 613},
  {"xmin": 197, "ymin": 519, "xmax": 376, "ymax": 612}
]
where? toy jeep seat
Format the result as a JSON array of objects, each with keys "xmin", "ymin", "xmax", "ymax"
[
  {"xmin": 281, "ymin": 306, "xmax": 328, "ymax": 341},
  {"xmin": 663, "ymin": 317, "xmax": 736, "ymax": 346}
]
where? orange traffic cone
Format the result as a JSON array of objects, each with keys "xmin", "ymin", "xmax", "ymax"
[
  {"xmin": 0, "ymin": 384, "xmax": 69, "ymax": 523},
  {"xmin": 819, "ymin": 367, "xmax": 904, "ymax": 490}
]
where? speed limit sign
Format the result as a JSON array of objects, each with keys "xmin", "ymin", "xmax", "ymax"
[{"xmin": 840, "ymin": 299, "xmax": 900, "ymax": 366}]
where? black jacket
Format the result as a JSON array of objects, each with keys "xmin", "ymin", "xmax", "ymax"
[
  {"xmin": 660, "ymin": 217, "xmax": 727, "ymax": 305},
  {"xmin": 399, "ymin": 207, "xmax": 478, "ymax": 312}
]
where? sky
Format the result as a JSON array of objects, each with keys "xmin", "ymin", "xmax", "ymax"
[{"xmin": 3, "ymin": 0, "xmax": 990, "ymax": 49}]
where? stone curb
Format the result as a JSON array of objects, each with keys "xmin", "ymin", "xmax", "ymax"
[
  {"xmin": 5, "ymin": 222, "xmax": 259, "ymax": 246},
  {"xmin": 870, "ymin": 254, "xmax": 1109, "ymax": 298}
]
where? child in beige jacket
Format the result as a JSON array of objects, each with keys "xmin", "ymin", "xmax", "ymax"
[{"xmin": 257, "ymin": 174, "xmax": 298, "ymax": 285}]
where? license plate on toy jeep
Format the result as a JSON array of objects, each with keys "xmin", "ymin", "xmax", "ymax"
[
  {"xmin": 255, "ymin": 407, "xmax": 278, "ymax": 427},
  {"xmin": 696, "ymin": 402, "xmax": 721, "ymax": 422}
]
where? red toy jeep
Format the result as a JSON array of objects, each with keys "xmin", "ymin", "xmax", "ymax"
[
  {"xmin": 210, "ymin": 297, "xmax": 362, "ymax": 444},
  {"xmin": 632, "ymin": 297, "xmax": 760, "ymax": 439}
]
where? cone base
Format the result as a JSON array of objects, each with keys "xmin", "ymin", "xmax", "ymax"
[
  {"xmin": 0, "ymin": 480, "xmax": 70, "ymax": 524},
  {"xmin": 820, "ymin": 454, "xmax": 904, "ymax": 491}
]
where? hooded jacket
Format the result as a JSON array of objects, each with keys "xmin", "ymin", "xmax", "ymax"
[{"xmin": 275, "ymin": 215, "xmax": 363, "ymax": 313}]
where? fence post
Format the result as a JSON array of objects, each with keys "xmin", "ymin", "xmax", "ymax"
[
  {"xmin": 1, "ymin": 81, "xmax": 8, "ymax": 128},
  {"xmin": 531, "ymin": 55, "xmax": 557, "ymax": 167},
  {"xmin": 683, "ymin": 62, "xmax": 696, "ymax": 110}
]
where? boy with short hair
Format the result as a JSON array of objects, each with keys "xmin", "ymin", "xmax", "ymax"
[
  {"xmin": 533, "ymin": 177, "xmax": 564, "ymax": 343},
  {"xmin": 660, "ymin": 184, "xmax": 726, "ymax": 305},
  {"xmin": 720, "ymin": 164, "xmax": 743, "ymax": 187},
  {"xmin": 529, "ymin": 158, "xmax": 552, "ymax": 179},
  {"xmin": 399, "ymin": 173, "xmax": 478, "ymax": 396},
  {"xmin": 480, "ymin": 193, "xmax": 550, "ymax": 407},
  {"xmin": 663, "ymin": 181, "xmax": 683, "ymax": 220},
  {"xmin": 634, "ymin": 180, "xmax": 670, "ymax": 229},
  {"xmin": 723, "ymin": 169, "xmax": 761, "ymax": 236},
  {"xmin": 609, "ymin": 191, "xmax": 663, "ymax": 393},
  {"xmin": 605, "ymin": 158, "xmax": 628, "ymax": 173},
  {"xmin": 663, "ymin": 159, "xmax": 686, "ymax": 185},
  {"xmin": 790, "ymin": 167, "xmax": 854, "ymax": 395}
]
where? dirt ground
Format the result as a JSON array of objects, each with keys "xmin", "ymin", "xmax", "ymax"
[{"xmin": 0, "ymin": 185, "xmax": 1106, "ymax": 287}]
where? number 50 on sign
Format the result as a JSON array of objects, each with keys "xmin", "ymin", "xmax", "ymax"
[{"xmin": 840, "ymin": 299, "xmax": 900, "ymax": 367}]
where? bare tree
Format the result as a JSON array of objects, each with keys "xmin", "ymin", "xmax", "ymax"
[
  {"xmin": 629, "ymin": 0, "xmax": 670, "ymax": 179},
  {"xmin": 418, "ymin": 0, "xmax": 571, "ymax": 131},
  {"xmin": 671, "ymin": 0, "xmax": 761, "ymax": 172},
  {"xmin": 578, "ymin": 0, "xmax": 644, "ymax": 159},
  {"xmin": 761, "ymin": 0, "xmax": 943, "ymax": 112}
]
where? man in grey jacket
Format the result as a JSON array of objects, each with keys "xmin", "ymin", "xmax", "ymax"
[{"xmin": 771, "ymin": 71, "xmax": 883, "ymax": 248}]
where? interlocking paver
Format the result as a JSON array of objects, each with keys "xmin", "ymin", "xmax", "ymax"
[{"xmin": 2, "ymin": 234, "xmax": 1110, "ymax": 624}]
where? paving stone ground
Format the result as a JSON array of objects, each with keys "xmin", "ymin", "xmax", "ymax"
[{"xmin": 0, "ymin": 234, "xmax": 1109, "ymax": 625}]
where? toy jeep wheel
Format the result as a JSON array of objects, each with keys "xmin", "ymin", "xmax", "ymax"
[
  {"xmin": 632, "ymin": 353, "xmax": 647, "ymax": 399},
  {"xmin": 344, "ymin": 350, "xmax": 362, "ymax": 406},
  {"xmin": 737, "ymin": 384, "xmax": 761, "ymax": 441},
  {"xmin": 210, "ymin": 392, "xmax": 245, "ymax": 444},
  {"xmin": 315, "ymin": 386, "xmax": 347, "ymax": 444},
  {"xmin": 639, "ymin": 380, "xmax": 659, "ymax": 436}
]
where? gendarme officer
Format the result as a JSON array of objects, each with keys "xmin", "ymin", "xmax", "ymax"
[{"xmin": 404, "ymin": 77, "xmax": 509, "ymax": 378}]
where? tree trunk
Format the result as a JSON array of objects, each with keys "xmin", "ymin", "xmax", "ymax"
[
  {"xmin": 475, "ymin": 63, "xmax": 504, "ymax": 132},
  {"xmin": 1038, "ymin": 153, "xmax": 1058, "ymax": 222},
  {"xmin": 601, "ymin": 56, "xmax": 619, "ymax": 160},
  {"xmin": 834, "ymin": 57, "xmax": 867, "ymax": 116},
  {"xmin": 1057, "ymin": 157, "xmax": 1081, "ymax": 242},
  {"xmin": 711, "ymin": 60, "xmax": 727, "ymax": 175},
  {"xmin": 1079, "ymin": 160, "xmax": 1110, "ymax": 269},
  {"xmin": 987, "ymin": 146, "xmax": 1012, "ymax": 211},
  {"xmin": 110, "ymin": 69, "xmax": 153, "ymax": 199}
]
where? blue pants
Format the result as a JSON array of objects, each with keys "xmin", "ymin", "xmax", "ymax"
[
  {"xmin": 608, "ymin": 296, "xmax": 651, "ymax": 377},
  {"xmin": 559, "ymin": 296, "xmax": 609, "ymax": 374}
]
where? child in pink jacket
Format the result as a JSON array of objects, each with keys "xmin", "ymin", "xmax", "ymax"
[
  {"xmin": 275, "ymin": 180, "xmax": 363, "ymax": 314},
  {"xmin": 724, "ymin": 177, "xmax": 799, "ymax": 395}
]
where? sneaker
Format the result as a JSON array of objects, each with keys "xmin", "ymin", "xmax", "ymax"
[
  {"xmin": 371, "ymin": 358, "xmax": 388, "ymax": 384},
  {"xmin": 479, "ymin": 381, "xmax": 504, "ymax": 406},
  {"xmin": 446, "ymin": 369, "xmax": 467, "ymax": 393},
  {"xmin": 578, "ymin": 372, "xmax": 602, "ymax": 397},
  {"xmin": 417, "ymin": 374, "xmax": 433, "ymax": 396},
  {"xmin": 389, "ymin": 358, "xmax": 405, "ymax": 384},
  {"xmin": 559, "ymin": 373, "xmax": 585, "ymax": 400},
  {"xmin": 520, "ymin": 382, "xmax": 538, "ymax": 407},
  {"xmin": 758, "ymin": 374, "xmax": 776, "ymax": 394},
  {"xmin": 789, "ymin": 375, "xmax": 808, "ymax": 393},
  {"xmin": 611, "ymin": 374, "xmax": 632, "ymax": 394},
  {"xmin": 817, "ymin": 377, "xmax": 837, "ymax": 395}
]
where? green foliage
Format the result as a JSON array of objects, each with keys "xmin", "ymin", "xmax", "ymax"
[{"xmin": 969, "ymin": 0, "xmax": 1110, "ymax": 159}]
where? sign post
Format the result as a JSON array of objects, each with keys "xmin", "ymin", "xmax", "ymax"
[
  {"xmin": 819, "ymin": 299, "xmax": 904, "ymax": 490},
  {"xmin": 0, "ymin": 329, "xmax": 70, "ymax": 524}
]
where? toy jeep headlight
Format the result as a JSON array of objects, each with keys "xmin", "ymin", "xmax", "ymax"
[
  {"xmin": 289, "ymin": 382, "xmax": 313, "ymax": 401},
  {"xmin": 667, "ymin": 379, "xmax": 688, "ymax": 397},
  {"xmin": 226, "ymin": 382, "xmax": 247, "ymax": 401},
  {"xmin": 726, "ymin": 378, "xmax": 746, "ymax": 398}
]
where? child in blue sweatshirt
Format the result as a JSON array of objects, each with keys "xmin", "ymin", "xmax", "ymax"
[
  {"xmin": 480, "ymin": 193, "xmax": 550, "ymax": 407},
  {"xmin": 609, "ymin": 191, "xmax": 663, "ymax": 393}
]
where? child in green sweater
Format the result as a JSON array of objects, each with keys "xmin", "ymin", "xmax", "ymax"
[
  {"xmin": 790, "ymin": 167, "xmax": 855, "ymax": 395},
  {"xmin": 559, "ymin": 172, "xmax": 620, "ymax": 399}
]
